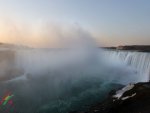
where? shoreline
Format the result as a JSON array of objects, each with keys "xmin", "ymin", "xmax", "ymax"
[{"xmin": 102, "ymin": 45, "xmax": 150, "ymax": 52}]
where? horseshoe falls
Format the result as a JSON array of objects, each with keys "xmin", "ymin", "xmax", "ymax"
[
  {"xmin": 0, "ymin": 48, "xmax": 149, "ymax": 113},
  {"xmin": 105, "ymin": 50, "xmax": 150, "ymax": 82}
]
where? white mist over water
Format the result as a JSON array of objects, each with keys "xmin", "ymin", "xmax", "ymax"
[
  {"xmin": 0, "ymin": 23, "xmax": 142, "ymax": 113},
  {"xmin": 14, "ymin": 48, "xmax": 139, "ymax": 85},
  {"xmin": 6, "ymin": 46, "xmax": 138, "ymax": 113}
]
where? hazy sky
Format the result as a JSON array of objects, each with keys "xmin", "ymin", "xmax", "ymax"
[{"xmin": 0, "ymin": 0, "xmax": 150, "ymax": 47}]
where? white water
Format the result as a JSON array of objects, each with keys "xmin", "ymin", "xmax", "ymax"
[
  {"xmin": 105, "ymin": 50, "xmax": 150, "ymax": 82},
  {"xmin": 0, "ymin": 48, "xmax": 149, "ymax": 113}
]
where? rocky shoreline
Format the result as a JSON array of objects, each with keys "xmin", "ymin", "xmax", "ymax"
[{"xmin": 71, "ymin": 82, "xmax": 150, "ymax": 113}]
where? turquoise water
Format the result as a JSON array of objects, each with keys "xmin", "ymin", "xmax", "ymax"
[
  {"xmin": 0, "ymin": 74, "xmax": 122, "ymax": 113},
  {"xmin": 0, "ymin": 49, "xmax": 138, "ymax": 113},
  {"xmin": 38, "ymin": 83, "xmax": 122, "ymax": 113}
]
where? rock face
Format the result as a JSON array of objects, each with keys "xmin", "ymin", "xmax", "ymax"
[{"xmin": 71, "ymin": 82, "xmax": 150, "ymax": 113}]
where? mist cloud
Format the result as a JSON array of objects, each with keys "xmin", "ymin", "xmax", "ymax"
[{"xmin": 0, "ymin": 20, "xmax": 96, "ymax": 48}]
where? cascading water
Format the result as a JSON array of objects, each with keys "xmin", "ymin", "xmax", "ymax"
[
  {"xmin": 0, "ymin": 48, "xmax": 139, "ymax": 113},
  {"xmin": 105, "ymin": 50, "xmax": 150, "ymax": 82},
  {"xmin": 0, "ymin": 41, "xmax": 148, "ymax": 113},
  {"xmin": 0, "ymin": 22, "xmax": 149, "ymax": 113}
]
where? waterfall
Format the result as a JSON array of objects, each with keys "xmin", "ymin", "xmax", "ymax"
[{"xmin": 105, "ymin": 50, "xmax": 150, "ymax": 82}]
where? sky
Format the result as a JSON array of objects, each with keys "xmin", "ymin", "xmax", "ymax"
[{"xmin": 0, "ymin": 0, "xmax": 150, "ymax": 47}]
